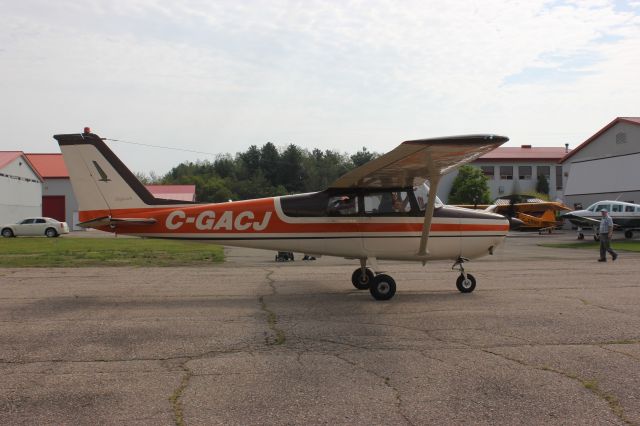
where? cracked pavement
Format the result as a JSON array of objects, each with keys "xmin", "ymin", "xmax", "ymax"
[{"xmin": 1, "ymin": 232, "xmax": 639, "ymax": 425}]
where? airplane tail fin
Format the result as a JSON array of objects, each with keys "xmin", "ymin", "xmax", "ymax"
[{"xmin": 54, "ymin": 129, "xmax": 186, "ymax": 215}]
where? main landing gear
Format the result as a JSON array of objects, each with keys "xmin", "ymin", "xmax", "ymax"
[
  {"xmin": 351, "ymin": 256, "xmax": 478, "ymax": 301},
  {"xmin": 351, "ymin": 259, "xmax": 396, "ymax": 301}
]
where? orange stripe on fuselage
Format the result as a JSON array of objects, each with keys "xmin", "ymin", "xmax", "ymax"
[{"xmin": 79, "ymin": 198, "xmax": 509, "ymax": 235}]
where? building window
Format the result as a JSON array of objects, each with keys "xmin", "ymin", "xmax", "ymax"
[
  {"xmin": 518, "ymin": 166, "xmax": 532, "ymax": 180},
  {"xmin": 480, "ymin": 166, "xmax": 494, "ymax": 180},
  {"xmin": 537, "ymin": 166, "xmax": 550, "ymax": 179},
  {"xmin": 555, "ymin": 166, "xmax": 563, "ymax": 190},
  {"xmin": 500, "ymin": 166, "xmax": 513, "ymax": 180}
]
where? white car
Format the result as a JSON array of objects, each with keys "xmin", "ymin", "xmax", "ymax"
[{"xmin": 1, "ymin": 217, "xmax": 70, "ymax": 238}]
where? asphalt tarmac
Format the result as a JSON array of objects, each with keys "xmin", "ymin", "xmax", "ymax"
[{"xmin": 1, "ymin": 232, "xmax": 639, "ymax": 425}]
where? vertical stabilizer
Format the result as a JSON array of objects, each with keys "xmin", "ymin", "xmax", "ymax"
[{"xmin": 54, "ymin": 130, "xmax": 186, "ymax": 213}]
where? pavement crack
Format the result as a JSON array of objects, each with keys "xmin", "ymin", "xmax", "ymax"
[
  {"xmin": 482, "ymin": 348, "xmax": 632, "ymax": 425},
  {"xmin": 332, "ymin": 353, "xmax": 414, "ymax": 425},
  {"xmin": 169, "ymin": 360, "xmax": 193, "ymax": 426},
  {"xmin": 258, "ymin": 270, "xmax": 286, "ymax": 346}
]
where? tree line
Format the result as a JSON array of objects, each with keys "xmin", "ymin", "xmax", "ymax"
[{"xmin": 137, "ymin": 143, "xmax": 378, "ymax": 202}]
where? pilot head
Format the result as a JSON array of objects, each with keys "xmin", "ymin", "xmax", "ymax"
[{"xmin": 600, "ymin": 209, "xmax": 608, "ymax": 216}]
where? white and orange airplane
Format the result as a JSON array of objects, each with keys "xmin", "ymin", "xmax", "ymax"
[{"xmin": 55, "ymin": 128, "xmax": 511, "ymax": 301}]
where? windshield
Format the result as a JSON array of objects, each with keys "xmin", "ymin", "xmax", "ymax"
[{"xmin": 413, "ymin": 183, "xmax": 443, "ymax": 211}]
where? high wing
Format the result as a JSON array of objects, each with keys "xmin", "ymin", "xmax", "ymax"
[
  {"xmin": 330, "ymin": 134, "xmax": 508, "ymax": 257},
  {"xmin": 330, "ymin": 135, "xmax": 507, "ymax": 189}
]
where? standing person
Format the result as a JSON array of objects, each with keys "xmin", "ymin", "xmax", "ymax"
[{"xmin": 598, "ymin": 209, "xmax": 618, "ymax": 262}]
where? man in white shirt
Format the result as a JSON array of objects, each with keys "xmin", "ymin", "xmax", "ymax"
[{"xmin": 598, "ymin": 209, "xmax": 618, "ymax": 262}]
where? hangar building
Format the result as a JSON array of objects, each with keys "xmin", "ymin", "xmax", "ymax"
[
  {"xmin": 0, "ymin": 152, "xmax": 42, "ymax": 223},
  {"xmin": 561, "ymin": 117, "xmax": 640, "ymax": 208}
]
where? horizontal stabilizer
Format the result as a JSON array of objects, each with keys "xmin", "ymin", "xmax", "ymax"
[{"xmin": 77, "ymin": 216, "xmax": 157, "ymax": 228}]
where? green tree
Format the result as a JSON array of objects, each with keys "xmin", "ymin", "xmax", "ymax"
[
  {"xmin": 351, "ymin": 147, "xmax": 377, "ymax": 167},
  {"xmin": 536, "ymin": 174, "xmax": 549, "ymax": 195},
  {"xmin": 448, "ymin": 165, "xmax": 491, "ymax": 205}
]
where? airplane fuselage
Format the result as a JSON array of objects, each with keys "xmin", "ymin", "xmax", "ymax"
[{"xmin": 86, "ymin": 193, "xmax": 509, "ymax": 261}]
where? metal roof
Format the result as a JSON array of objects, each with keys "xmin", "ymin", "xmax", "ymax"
[
  {"xmin": 25, "ymin": 153, "xmax": 69, "ymax": 178},
  {"xmin": 0, "ymin": 151, "xmax": 24, "ymax": 169},
  {"xmin": 560, "ymin": 117, "xmax": 640, "ymax": 163},
  {"xmin": 475, "ymin": 146, "xmax": 569, "ymax": 162}
]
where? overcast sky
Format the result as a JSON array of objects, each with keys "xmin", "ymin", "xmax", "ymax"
[{"xmin": 2, "ymin": 0, "xmax": 639, "ymax": 175}]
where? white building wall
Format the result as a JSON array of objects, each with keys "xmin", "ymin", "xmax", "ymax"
[
  {"xmin": 563, "ymin": 121, "xmax": 640, "ymax": 208},
  {"xmin": 42, "ymin": 178, "xmax": 78, "ymax": 228},
  {"xmin": 0, "ymin": 157, "xmax": 42, "ymax": 223},
  {"xmin": 438, "ymin": 161, "xmax": 563, "ymax": 203}
]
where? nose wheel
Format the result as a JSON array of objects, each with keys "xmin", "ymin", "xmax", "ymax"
[{"xmin": 452, "ymin": 257, "xmax": 476, "ymax": 293}]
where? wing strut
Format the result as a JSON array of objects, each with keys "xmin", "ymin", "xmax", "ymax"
[{"xmin": 417, "ymin": 175, "xmax": 441, "ymax": 261}]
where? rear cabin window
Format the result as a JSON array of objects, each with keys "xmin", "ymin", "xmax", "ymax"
[
  {"xmin": 625, "ymin": 205, "xmax": 635, "ymax": 212},
  {"xmin": 280, "ymin": 192, "xmax": 331, "ymax": 217},
  {"xmin": 611, "ymin": 204, "xmax": 623, "ymax": 213}
]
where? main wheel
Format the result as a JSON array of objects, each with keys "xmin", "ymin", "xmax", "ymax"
[
  {"xmin": 593, "ymin": 234, "xmax": 600, "ymax": 242},
  {"xmin": 351, "ymin": 268, "xmax": 374, "ymax": 290},
  {"xmin": 625, "ymin": 230, "xmax": 633, "ymax": 239},
  {"xmin": 578, "ymin": 233, "xmax": 584, "ymax": 240},
  {"xmin": 45, "ymin": 228, "xmax": 58, "ymax": 238},
  {"xmin": 369, "ymin": 274, "xmax": 396, "ymax": 300},
  {"xmin": 456, "ymin": 273, "xmax": 476, "ymax": 293},
  {"xmin": 1, "ymin": 228, "xmax": 14, "ymax": 238}
]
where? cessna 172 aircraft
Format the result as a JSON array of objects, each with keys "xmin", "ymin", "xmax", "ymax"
[
  {"xmin": 54, "ymin": 129, "xmax": 512, "ymax": 300},
  {"xmin": 561, "ymin": 200, "xmax": 640, "ymax": 240}
]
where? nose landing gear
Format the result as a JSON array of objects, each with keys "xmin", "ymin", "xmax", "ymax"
[{"xmin": 452, "ymin": 257, "xmax": 476, "ymax": 293}]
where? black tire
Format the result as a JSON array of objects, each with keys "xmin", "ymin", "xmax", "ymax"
[
  {"xmin": 45, "ymin": 228, "xmax": 58, "ymax": 238},
  {"xmin": 456, "ymin": 273, "xmax": 476, "ymax": 293},
  {"xmin": 351, "ymin": 268, "xmax": 374, "ymax": 290},
  {"xmin": 369, "ymin": 274, "xmax": 396, "ymax": 301},
  {"xmin": 625, "ymin": 230, "xmax": 633, "ymax": 239},
  {"xmin": 1, "ymin": 228, "xmax": 14, "ymax": 238},
  {"xmin": 593, "ymin": 234, "xmax": 600, "ymax": 242},
  {"xmin": 578, "ymin": 233, "xmax": 584, "ymax": 240}
]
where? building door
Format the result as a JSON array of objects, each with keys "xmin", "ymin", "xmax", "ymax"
[{"xmin": 42, "ymin": 196, "xmax": 65, "ymax": 222}]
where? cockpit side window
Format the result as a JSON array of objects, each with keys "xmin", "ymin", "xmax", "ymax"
[
  {"xmin": 413, "ymin": 183, "xmax": 443, "ymax": 211},
  {"xmin": 364, "ymin": 191, "xmax": 412, "ymax": 215},
  {"xmin": 611, "ymin": 204, "xmax": 623, "ymax": 212},
  {"xmin": 327, "ymin": 194, "xmax": 358, "ymax": 216},
  {"xmin": 595, "ymin": 204, "xmax": 610, "ymax": 212}
]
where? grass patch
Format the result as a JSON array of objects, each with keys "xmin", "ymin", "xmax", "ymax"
[
  {"xmin": 540, "ymin": 241, "xmax": 640, "ymax": 252},
  {"xmin": 0, "ymin": 237, "xmax": 224, "ymax": 267}
]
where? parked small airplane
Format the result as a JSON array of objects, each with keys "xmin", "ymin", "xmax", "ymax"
[
  {"xmin": 561, "ymin": 200, "xmax": 640, "ymax": 240},
  {"xmin": 55, "ymin": 128, "xmax": 512, "ymax": 300},
  {"xmin": 459, "ymin": 195, "xmax": 571, "ymax": 233}
]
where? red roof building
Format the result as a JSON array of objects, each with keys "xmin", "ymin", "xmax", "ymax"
[
  {"xmin": 475, "ymin": 146, "xmax": 569, "ymax": 162},
  {"xmin": 146, "ymin": 185, "xmax": 196, "ymax": 202},
  {"xmin": 24, "ymin": 154, "xmax": 69, "ymax": 178}
]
